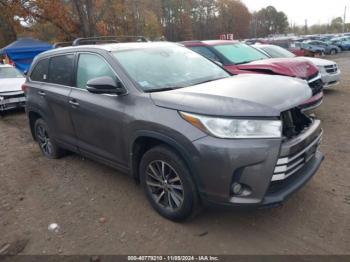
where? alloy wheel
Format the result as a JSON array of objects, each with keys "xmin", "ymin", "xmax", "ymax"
[
  {"xmin": 36, "ymin": 124, "xmax": 53, "ymax": 156},
  {"xmin": 145, "ymin": 160, "xmax": 184, "ymax": 211}
]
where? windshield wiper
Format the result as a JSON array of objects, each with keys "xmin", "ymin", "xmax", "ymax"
[{"xmin": 144, "ymin": 86, "xmax": 183, "ymax": 93}]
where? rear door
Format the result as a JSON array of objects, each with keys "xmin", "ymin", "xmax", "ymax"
[
  {"xmin": 29, "ymin": 54, "xmax": 77, "ymax": 149},
  {"xmin": 68, "ymin": 52, "xmax": 127, "ymax": 167}
]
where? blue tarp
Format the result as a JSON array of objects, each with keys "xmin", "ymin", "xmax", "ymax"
[{"xmin": 0, "ymin": 38, "xmax": 52, "ymax": 72}]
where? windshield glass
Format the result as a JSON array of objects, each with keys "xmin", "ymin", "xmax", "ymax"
[
  {"xmin": 213, "ymin": 43, "xmax": 269, "ymax": 64},
  {"xmin": 112, "ymin": 45, "xmax": 229, "ymax": 91},
  {"xmin": 260, "ymin": 45, "xmax": 296, "ymax": 58},
  {"xmin": 0, "ymin": 67, "xmax": 24, "ymax": 79}
]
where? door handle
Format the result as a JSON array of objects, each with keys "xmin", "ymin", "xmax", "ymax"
[
  {"xmin": 38, "ymin": 91, "xmax": 46, "ymax": 97},
  {"xmin": 69, "ymin": 99, "xmax": 80, "ymax": 107}
]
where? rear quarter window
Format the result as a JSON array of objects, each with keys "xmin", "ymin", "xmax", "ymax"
[{"xmin": 30, "ymin": 58, "xmax": 49, "ymax": 82}]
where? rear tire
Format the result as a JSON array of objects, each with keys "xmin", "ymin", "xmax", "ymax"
[
  {"xmin": 34, "ymin": 118, "xmax": 65, "ymax": 159},
  {"xmin": 330, "ymin": 49, "xmax": 337, "ymax": 55},
  {"xmin": 139, "ymin": 145, "xmax": 200, "ymax": 221}
]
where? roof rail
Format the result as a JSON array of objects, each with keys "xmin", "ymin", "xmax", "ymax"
[
  {"xmin": 72, "ymin": 36, "xmax": 149, "ymax": 46},
  {"xmin": 53, "ymin": 42, "xmax": 73, "ymax": 48}
]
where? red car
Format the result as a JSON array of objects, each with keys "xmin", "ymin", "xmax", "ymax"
[{"xmin": 182, "ymin": 40, "xmax": 323, "ymax": 111}]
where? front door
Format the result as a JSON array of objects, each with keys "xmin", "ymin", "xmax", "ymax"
[{"xmin": 68, "ymin": 52, "xmax": 127, "ymax": 166}]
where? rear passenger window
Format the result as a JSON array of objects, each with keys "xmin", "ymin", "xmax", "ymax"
[
  {"xmin": 31, "ymin": 59, "xmax": 49, "ymax": 82},
  {"xmin": 76, "ymin": 53, "xmax": 115, "ymax": 89},
  {"xmin": 48, "ymin": 54, "xmax": 74, "ymax": 86}
]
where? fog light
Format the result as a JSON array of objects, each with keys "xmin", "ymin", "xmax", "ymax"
[{"xmin": 232, "ymin": 183, "xmax": 242, "ymax": 195}]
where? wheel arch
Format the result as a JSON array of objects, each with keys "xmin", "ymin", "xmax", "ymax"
[
  {"xmin": 129, "ymin": 131, "xmax": 199, "ymax": 186},
  {"xmin": 28, "ymin": 110, "xmax": 44, "ymax": 140}
]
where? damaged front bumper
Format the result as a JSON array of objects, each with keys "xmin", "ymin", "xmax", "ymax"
[
  {"xmin": 0, "ymin": 91, "xmax": 26, "ymax": 112},
  {"xmin": 192, "ymin": 115, "xmax": 323, "ymax": 209}
]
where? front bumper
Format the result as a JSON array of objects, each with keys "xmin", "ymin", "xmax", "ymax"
[
  {"xmin": 322, "ymin": 70, "xmax": 341, "ymax": 89},
  {"xmin": 263, "ymin": 151, "xmax": 323, "ymax": 207},
  {"xmin": 192, "ymin": 119, "xmax": 323, "ymax": 208},
  {"xmin": 0, "ymin": 93, "xmax": 26, "ymax": 111}
]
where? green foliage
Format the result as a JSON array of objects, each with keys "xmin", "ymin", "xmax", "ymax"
[{"xmin": 252, "ymin": 6, "xmax": 289, "ymax": 37}]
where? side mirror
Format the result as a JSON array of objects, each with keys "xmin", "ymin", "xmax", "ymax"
[
  {"xmin": 23, "ymin": 70, "xmax": 28, "ymax": 76},
  {"xmin": 86, "ymin": 76, "xmax": 126, "ymax": 95}
]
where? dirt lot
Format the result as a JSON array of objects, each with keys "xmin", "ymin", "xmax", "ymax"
[{"xmin": 1, "ymin": 53, "xmax": 350, "ymax": 255}]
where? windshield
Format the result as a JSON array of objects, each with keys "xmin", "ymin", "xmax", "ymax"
[
  {"xmin": 213, "ymin": 43, "xmax": 269, "ymax": 64},
  {"xmin": 0, "ymin": 67, "xmax": 23, "ymax": 79},
  {"xmin": 112, "ymin": 45, "xmax": 229, "ymax": 91},
  {"xmin": 260, "ymin": 45, "xmax": 296, "ymax": 58}
]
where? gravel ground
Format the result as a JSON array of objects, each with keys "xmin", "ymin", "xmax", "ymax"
[{"xmin": 0, "ymin": 53, "xmax": 350, "ymax": 255}]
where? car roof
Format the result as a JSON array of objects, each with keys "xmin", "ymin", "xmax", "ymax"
[
  {"xmin": 252, "ymin": 44, "xmax": 273, "ymax": 48},
  {"xmin": 182, "ymin": 40, "xmax": 240, "ymax": 47},
  {"xmin": 36, "ymin": 41, "xmax": 181, "ymax": 59}
]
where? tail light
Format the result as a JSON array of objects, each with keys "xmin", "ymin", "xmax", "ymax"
[{"xmin": 21, "ymin": 84, "xmax": 28, "ymax": 93}]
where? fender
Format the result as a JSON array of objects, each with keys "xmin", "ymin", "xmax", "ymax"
[{"xmin": 129, "ymin": 130, "xmax": 202, "ymax": 188}]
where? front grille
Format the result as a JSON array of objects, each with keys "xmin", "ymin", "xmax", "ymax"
[
  {"xmin": 271, "ymin": 132, "xmax": 322, "ymax": 182},
  {"xmin": 281, "ymin": 108, "xmax": 312, "ymax": 140},
  {"xmin": 3, "ymin": 93, "xmax": 25, "ymax": 99},
  {"xmin": 324, "ymin": 64, "xmax": 338, "ymax": 74},
  {"xmin": 308, "ymin": 78, "xmax": 324, "ymax": 95}
]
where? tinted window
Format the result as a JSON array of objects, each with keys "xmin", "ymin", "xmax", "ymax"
[
  {"xmin": 76, "ymin": 53, "xmax": 115, "ymax": 89},
  {"xmin": 48, "ymin": 54, "xmax": 74, "ymax": 86},
  {"xmin": 190, "ymin": 46, "xmax": 221, "ymax": 62},
  {"xmin": 30, "ymin": 59, "xmax": 49, "ymax": 82},
  {"xmin": 0, "ymin": 67, "xmax": 24, "ymax": 79},
  {"xmin": 213, "ymin": 43, "xmax": 268, "ymax": 64}
]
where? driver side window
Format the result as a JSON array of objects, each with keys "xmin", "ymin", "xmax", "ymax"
[{"xmin": 76, "ymin": 53, "xmax": 116, "ymax": 89}]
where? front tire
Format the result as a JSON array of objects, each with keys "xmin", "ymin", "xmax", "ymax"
[
  {"xmin": 330, "ymin": 49, "xmax": 337, "ymax": 55},
  {"xmin": 34, "ymin": 118, "xmax": 65, "ymax": 159},
  {"xmin": 140, "ymin": 145, "xmax": 200, "ymax": 221}
]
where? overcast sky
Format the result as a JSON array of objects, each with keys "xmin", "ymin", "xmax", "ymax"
[{"xmin": 242, "ymin": 0, "xmax": 349, "ymax": 26}]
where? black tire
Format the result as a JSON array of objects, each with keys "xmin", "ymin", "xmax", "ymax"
[
  {"xmin": 139, "ymin": 145, "xmax": 200, "ymax": 221},
  {"xmin": 330, "ymin": 49, "xmax": 337, "ymax": 55},
  {"xmin": 34, "ymin": 118, "xmax": 65, "ymax": 159}
]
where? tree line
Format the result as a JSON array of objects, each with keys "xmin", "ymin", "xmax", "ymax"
[{"xmin": 0, "ymin": 0, "xmax": 349, "ymax": 47}]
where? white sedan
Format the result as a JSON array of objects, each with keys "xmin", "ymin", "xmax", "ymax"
[
  {"xmin": 253, "ymin": 44, "xmax": 341, "ymax": 89},
  {"xmin": 0, "ymin": 64, "xmax": 26, "ymax": 113}
]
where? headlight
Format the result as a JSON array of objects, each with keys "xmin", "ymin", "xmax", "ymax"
[{"xmin": 180, "ymin": 112, "xmax": 282, "ymax": 139}]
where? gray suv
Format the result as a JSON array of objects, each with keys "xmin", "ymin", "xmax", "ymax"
[{"xmin": 24, "ymin": 41, "xmax": 324, "ymax": 221}]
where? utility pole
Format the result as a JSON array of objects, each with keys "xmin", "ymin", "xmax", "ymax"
[
  {"xmin": 304, "ymin": 19, "xmax": 308, "ymax": 35},
  {"xmin": 344, "ymin": 6, "xmax": 347, "ymax": 33}
]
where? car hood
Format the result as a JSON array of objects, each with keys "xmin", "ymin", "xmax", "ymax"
[
  {"xmin": 236, "ymin": 58, "xmax": 318, "ymax": 79},
  {"xmin": 0, "ymin": 78, "xmax": 25, "ymax": 93},
  {"xmin": 151, "ymin": 74, "xmax": 312, "ymax": 117},
  {"xmin": 301, "ymin": 57, "xmax": 335, "ymax": 67}
]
